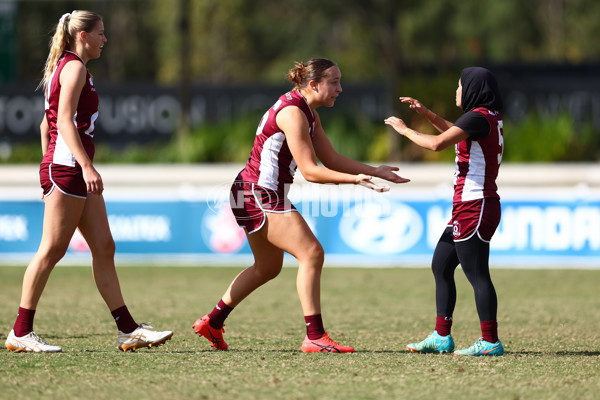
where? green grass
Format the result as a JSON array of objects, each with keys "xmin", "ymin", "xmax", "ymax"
[{"xmin": 1, "ymin": 266, "xmax": 599, "ymax": 400}]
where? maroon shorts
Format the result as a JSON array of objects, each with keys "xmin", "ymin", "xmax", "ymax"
[
  {"xmin": 229, "ymin": 179, "xmax": 296, "ymax": 234},
  {"xmin": 449, "ymin": 198, "xmax": 500, "ymax": 242},
  {"xmin": 40, "ymin": 162, "xmax": 87, "ymax": 199}
]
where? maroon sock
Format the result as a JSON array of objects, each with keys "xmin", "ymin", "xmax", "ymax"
[
  {"xmin": 13, "ymin": 307, "xmax": 36, "ymax": 337},
  {"xmin": 111, "ymin": 305, "xmax": 138, "ymax": 334},
  {"xmin": 480, "ymin": 320, "xmax": 498, "ymax": 343},
  {"xmin": 207, "ymin": 299, "xmax": 233, "ymax": 329},
  {"xmin": 304, "ymin": 314, "xmax": 325, "ymax": 340},
  {"xmin": 435, "ymin": 316, "xmax": 453, "ymax": 337}
]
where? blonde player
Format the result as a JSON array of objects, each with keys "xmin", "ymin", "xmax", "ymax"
[{"xmin": 5, "ymin": 10, "xmax": 173, "ymax": 353}]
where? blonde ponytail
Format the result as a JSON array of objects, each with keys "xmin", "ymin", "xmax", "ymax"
[{"xmin": 38, "ymin": 10, "xmax": 103, "ymax": 92}]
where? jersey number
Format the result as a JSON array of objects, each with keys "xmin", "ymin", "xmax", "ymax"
[
  {"xmin": 497, "ymin": 120, "xmax": 504, "ymax": 164},
  {"xmin": 256, "ymin": 99, "xmax": 282, "ymax": 136}
]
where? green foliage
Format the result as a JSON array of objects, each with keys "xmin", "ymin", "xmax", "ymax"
[
  {"xmin": 503, "ymin": 113, "xmax": 599, "ymax": 162},
  {"xmin": 319, "ymin": 112, "xmax": 385, "ymax": 162},
  {"xmin": 0, "ymin": 142, "xmax": 41, "ymax": 164},
  {"xmin": 6, "ymin": 0, "xmax": 600, "ymax": 165},
  {"xmin": 13, "ymin": 0, "xmax": 600, "ymax": 85},
  {"xmin": 3, "ymin": 109, "xmax": 599, "ymax": 164},
  {"xmin": 181, "ymin": 115, "xmax": 258, "ymax": 163},
  {"xmin": 93, "ymin": 115, "xmax": 259, "ymax": 164},
  {"xmin": 93, "ymin": 142, "xmax": 176, "ymax": 164}
]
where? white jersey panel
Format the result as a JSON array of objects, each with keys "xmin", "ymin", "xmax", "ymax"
[
  {"xmin": 461, "ymin": 141, "xmax": 486, "ymax": 201},
  {"xmin": 257, "ymin": 132, "xmax": 287, "ymax": 190},
  {"xmin": 53, "ymin": 131, "xmax": 77, "ymax": 167}
]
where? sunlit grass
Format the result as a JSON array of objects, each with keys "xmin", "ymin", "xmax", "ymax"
[{"xmin": 1, "ymin": 266, "xmax": 599, "ymax": 400}]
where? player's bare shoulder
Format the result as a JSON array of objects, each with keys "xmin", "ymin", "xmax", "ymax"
[{"xmin": 60, "ymin": 60, "xmax": 87, "ymax": 87}]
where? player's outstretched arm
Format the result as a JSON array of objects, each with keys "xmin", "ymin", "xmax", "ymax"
[
  {"xmin": 279, "ymin": 107, "xmax": 403, "ymax": 191},
  {"xmin": 384, "ymin": 116, "xmax": 469, "ymax": 152},
  {"xmin": 311, "ymin": 112, "xmax": 410, "ymax": 184},
  {"xmin": 400, "ymin": 97, "xmax": 453, "ymax": 133}
]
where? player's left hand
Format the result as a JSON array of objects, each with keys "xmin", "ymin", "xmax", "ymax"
[
  {"xmin": 355, "ymin": 174, "xmax": 390, "ymax": 192},
  {"xmin": 373, "ymin": 165, "xmax": 410, "ymax": 184},
  {"xmin": 399, "ymin": 97, "xmax": 430, "ymax": 117},
  {"xmin": 384, "ymin": 116, "xmax": 409, "ymax": 136}
]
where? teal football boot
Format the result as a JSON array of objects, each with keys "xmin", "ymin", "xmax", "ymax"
[
  {"xmin": 454, "ymin": 338, "xmax": 504, "ymax": 356},
  {"xmin": 407, "ymin": 330, "xmax": 455, "ymax": 353}
]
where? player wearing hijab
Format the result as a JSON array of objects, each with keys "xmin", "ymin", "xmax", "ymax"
[{"xmin": 385, "ymin": 67, "xmax": 504, "ymax": 356}]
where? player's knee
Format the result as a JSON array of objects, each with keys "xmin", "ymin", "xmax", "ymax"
[
  {"xmin": 90, "ymin": 237, "xmax": 116, "ymax": 259},
  {"xmin": 38, "ymin": 240, "xmax": 71, "ymax": 266},
  {"xmin": 251, "ymin": 262, "xmax": 283, "ymax": 282},
  {"xmin": 263, "ymin": 264, "xmax": 283, "ymax": 281},
  {"xmin": 304, "ymin": 241, "xmax": 324, "ymax": 267},
  {"xmin": 41, "ymin": 251, "xmax": 65, "ymax": 269}
]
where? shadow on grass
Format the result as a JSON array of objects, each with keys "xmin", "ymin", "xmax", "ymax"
[
  {"xmin": 4, "ymin": 347, "xmax": 597, "ymax": 356},
  {"xmin": 139, "ymin": 349, "xmax": 411, "ymax": 354},
  {"xmin": 510, "ymin": 351, "xmax": 600, "ymax": 357},
  {"xmin": 45, "ymin": 333, "xmax": 108, "ymax": 339}
]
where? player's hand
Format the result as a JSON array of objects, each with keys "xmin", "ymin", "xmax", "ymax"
[
  {"xmin": 384, "ymin": 116, "xmax": 409, "ymax": 136},
  {"xmin": 373, "ymin": 165, "xmax": 410, "ymax": 184},
  {"xmin": 399, "ymin": 97, "xmax": 430, "ymax": 117},
  {"xmin": 82, "ymin": 164, "xmax": 104, "ymax": 195},
  {"xmin": 355, "ymin": 174, "xmax": 390, "ymax": 192}
]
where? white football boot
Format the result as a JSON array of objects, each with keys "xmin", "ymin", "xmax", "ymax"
[
  {"xmin": 5, "ymin": 329, "xmax": 62, "ymax": 353},
  {"xmin": 118, "ymin": 324, "xmax": 173, "ymax": 352}
]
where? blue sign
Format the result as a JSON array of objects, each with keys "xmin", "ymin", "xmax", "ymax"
[{"xmin": 1, "ymin": 195, "xmax": 599, "ymax": 267}]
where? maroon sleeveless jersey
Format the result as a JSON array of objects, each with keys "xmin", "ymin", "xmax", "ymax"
[
  {"xmin": 42, "ymin": 50, "xmax": 98, "ymax": 167},
  {"xmin": 238, "ymin": 90, "xmax": 315, "ymax": 192},
  {"xmin": 453, "ymin": 107, "xmax": 503, "ymax": 203}
]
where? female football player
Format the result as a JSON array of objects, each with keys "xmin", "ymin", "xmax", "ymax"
[
  {"xmin": 193, "ymin": 58, "xmax": 410, "ymax": 353},
  {"xmin": 385, "ymin": 67, "xmax": 505, "ymax": 356},
  {"xmin": 5, "ymin": 10, "xmax": 173, "ymax": 353}
]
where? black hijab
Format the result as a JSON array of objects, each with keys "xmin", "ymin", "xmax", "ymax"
[{"xmin": 460, "ymin": 67, "xmax": 503, "ymax": 113}]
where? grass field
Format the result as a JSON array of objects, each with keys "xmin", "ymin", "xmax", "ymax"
[{"xmin": 1, "ymin": 266, "xmax": 599, "ymax": 400}]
